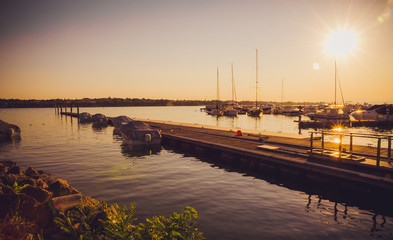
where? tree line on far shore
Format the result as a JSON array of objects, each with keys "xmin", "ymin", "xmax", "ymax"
[{"xmin": 0, "ymin": 97, "xmax": 322, "ymax": 108}]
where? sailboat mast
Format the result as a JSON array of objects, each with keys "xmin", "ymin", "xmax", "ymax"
[
  {"xmin": 217, "ymin": 67, "xmax": 220, "ymax": 104},
  {"xmin": 231, "ymin": 63, "xmax": 234, "ymax": 102},
  {"xmin": 256, "ymin": 49, "xmax": 258, "ymax": 108},
  {"xmin": 334, "ymin": 60, "xmax": 337, "ymax": 106}
]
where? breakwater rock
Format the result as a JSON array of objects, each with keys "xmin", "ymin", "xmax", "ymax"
[{"xmin": 0, "ymin": 160, "xmax": 94, "ymax": 239}]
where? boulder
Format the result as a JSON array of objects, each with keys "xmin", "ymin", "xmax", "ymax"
[
  {"xmin": 21, "ymin": 185, "xmax": 52, "ymax": 203},
  {"xmin": 8, "ymin": 165, "xmax": 23, "ymax": 175},
  {"xmin": 48, "ymin": 179, "xmax": 79, "ymax": 197},
  {"xmin": 25, "ymin": 167, "xmax": 40, "ymax": 178}
]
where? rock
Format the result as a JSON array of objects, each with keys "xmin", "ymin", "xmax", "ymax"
[
  {"xmin": 0, "ymin": 194, "xmax": 19, "ymax": 218},
  {"xmin": 8, "ymin": 165, "xmax": 23, "ymax": 175},
  {"xmin": 36, "ymin": 179, "xmax": 49, "ymax": 189},
  {"xmin": 21, "ymin": 185, "xmax": 52, "ymax": 203},
  {"xmin": 19, "ymin": 195, "xmax": 39, "ymax": 222},
  {"xmin": 48, "ymin": 179, "xmax": 79, "ymax": 197},
  {"xmin": 25, "ymin": 167, "xmax": 40, "ymax": 178}
]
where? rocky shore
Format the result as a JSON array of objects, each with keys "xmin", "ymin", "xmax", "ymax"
[{"xmin": 0, "ymin": 160, "xmax": 95, "ymax": 239}]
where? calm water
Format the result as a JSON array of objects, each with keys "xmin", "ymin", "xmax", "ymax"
[{"xmin": 1, "ymin": 106, "xmax": 393, "ymax": 239}]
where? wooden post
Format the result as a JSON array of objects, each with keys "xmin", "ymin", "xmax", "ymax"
[
  {"xmin": 349, "ymin": 133, "xmax": 353, "ymax": 158},
  {"xmin": 339, "ymin": 134, "xmax": 343, "ymax": 159},
  {"xmin": 388, "ymin": 136, "xmax": 391, "ymax": 165},
  {"xmin": 65, "ymin": 106, "xmax": 67, "ymax": 113},
  {"xmin": 60, "ymin": 106, "xmax": 63, "ymax": 114},
  {"xmin": 321, "ymin": 131, "xmax": 324, "ymax": 153},
  {"xmin": 70, "ymin": 105, "xmax": 73, "ymax": 114},
  {"xmin": 377, "ymin": 138, "xmax": 381, "ymax": 167},
  {"xmin": 77, "ymin": 105, "xmax": 80, "ymax": 118},
  {"xmin": 310, "ymin": 132, "xmax": 314, "ymax": 153}
]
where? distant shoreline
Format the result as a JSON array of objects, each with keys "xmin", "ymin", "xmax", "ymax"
[{"xmin": 0, "ymin": 97, "xmax": 326, "ymax": 108}]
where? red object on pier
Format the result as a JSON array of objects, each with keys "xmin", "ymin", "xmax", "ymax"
[{"xmin": 236, "ymin": 130, "xmax": 242, "ymax": 136}]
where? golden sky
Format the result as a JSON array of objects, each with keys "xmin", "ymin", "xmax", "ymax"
[{"xmin": 0, "ymin": 0, "xmax": 392, "ymax": 103}]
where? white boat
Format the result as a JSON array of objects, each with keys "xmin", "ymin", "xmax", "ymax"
[
  {"xmin": 306, "ymin": 105, "xmax": 349, "ymax": 121},
  {"xmin": 119, "ymin": 120, "xmax": 162, "ymax": 148},
  {"xmin": 350, "ymin": 104, "xmax": 393, "ymax": 122},
  {"xmin": 248, "ymin": 49, "xmax": 262, "ymax": 117}
]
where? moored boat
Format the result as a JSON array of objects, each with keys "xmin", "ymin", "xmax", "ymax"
[
  {"xmin": 111, "ymin": 115, "xmax": 133, "ymax": 134},
  {"xmin": 119, "ymin": 120, "xmax": 161, "ymax": 148},
  {"xmin": 350, "ymin": 104, "xmax": 393, "ymax": 122},
  {"xmin": 0, "ymin": 119, "xmax": 20, "ymax": 140},
  {"xmin": 91, "ymin": 113, "xmax": 108, "ymax": 127}
]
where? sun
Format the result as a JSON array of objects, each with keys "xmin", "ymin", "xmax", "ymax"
[{"xmin": 326, "ymin": 29, "xmax": 357, "ymax": 58}]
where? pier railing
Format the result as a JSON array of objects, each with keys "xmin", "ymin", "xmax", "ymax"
[{"xmin": 309, "ymin": 130, "xmax": 392, "ymax": 167}]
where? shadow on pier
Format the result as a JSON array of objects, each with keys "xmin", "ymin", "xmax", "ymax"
[{"xmin": 162, "ymin": 142, "xmax": 393, "ymax": 219}]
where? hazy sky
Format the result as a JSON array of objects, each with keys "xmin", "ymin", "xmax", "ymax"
[{"xmin": 1, "ymin": 0, "xmax": 392, "ymax": 103}]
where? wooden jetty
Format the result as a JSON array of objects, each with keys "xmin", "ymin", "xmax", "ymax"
[
  {"xmin": 59, "ymin": 110, "xmax": 393, "ymax": 197},
  {"xmin": 140, "ymin": 119, "xmax": 393, "ymax": 196}
]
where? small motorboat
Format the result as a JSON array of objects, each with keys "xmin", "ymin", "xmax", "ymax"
[
  {"xmin": 78, "ymin": 112, "xmax": 91, "ymax": 123},
  {"xmin": 111, "ymin": 115, "xmax": 133, "ymax": 134},
  {"xmin": 0, "ymin": 119, "xmax": 21, "ymax": 140},
  {"xmin": 119, "ymin": 120, "xmax": 161, "ymax": 148},
  {"xmin": 91, "ymin": 113, "xmax": 108, "ymax": 127},
  {"xmin": 247, "ymin": 107, "xmax": 262, "ymax": 117}
]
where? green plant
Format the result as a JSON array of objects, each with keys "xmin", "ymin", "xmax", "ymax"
[
  {"xmin": 135, "ymin": 206, "xmax": 204, "ymax": 240},
  {"xmin": 53, "ymin": 200, "xmax": 204, "ymax": 240},
  {"xmin": 7, "ymin": 181, "xmax": 27, "ymax": 195}
]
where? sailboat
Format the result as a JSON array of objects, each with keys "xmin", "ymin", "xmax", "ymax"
[
  {"xmin": 248, "ymin": 49, "xmax": 263, "ymax": 117},
  {"xmin": 210, "ymin": 67, "xmax": 223, "ymax": 116},
  {"xmin": 305, "ymin": 61, "xmax": 349, "ymax": 121},
  {"xmin": 224, "ymin": 63, "xmax": 238, "ymax": 116}
]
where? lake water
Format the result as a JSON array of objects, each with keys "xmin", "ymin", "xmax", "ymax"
[{"xmin": 1, "ymin": 106, "xmax": 393, "ymax": 239}]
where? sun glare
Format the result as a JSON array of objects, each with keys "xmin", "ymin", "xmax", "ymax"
[{"xmin": 326, "ymin": 29, "xmax": 357, "ymax": 57}]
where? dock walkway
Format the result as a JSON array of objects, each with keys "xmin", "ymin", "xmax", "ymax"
[{"xmin": 138, "ymin": 119, "xmax": 393, "ymax": 196}]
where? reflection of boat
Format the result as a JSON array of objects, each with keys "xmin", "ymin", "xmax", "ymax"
[
  {"xmin": 78, "ymin": 112, "xmax": 91, "ymax": 123},
  {"xmin": 121, "ymin": 142, "xmax": 161, "ymax": 157},
  {"xmin": 350, "ymin": 104, "xmax": 393, "ymax": 122},
  {"xmin": 0, "ymin": 119, "xmax": 20, "ymax": 140},
  {"xmin": 248, "ymin": 49, "xmax": 262, "ymax": 117},
  {"xmin": 91, "ymin": 113, "xmax": 108, "ymax": 127},
  {"xmin": 119, "ymin": 120, "xmax": 161, "ymax": 148},
  {"xmin": 111, "ymin": 115, "xmax": 133, "ymax": 134}
]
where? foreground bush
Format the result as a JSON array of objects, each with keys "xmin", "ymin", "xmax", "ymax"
[{"xmin": 54, "ymin": 199, "xmax": 205, "ymax": 240}]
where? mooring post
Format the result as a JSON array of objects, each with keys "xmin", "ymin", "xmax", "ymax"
[
  {"xmin": 65, "ymin": 106, "xmax": 67, "ymax": 114},
  {"xmin": 60, "ymin": 106, "xmax": 63, "ymax": 114},
  {"xmin": 310, "ymin": 132, "xmax": 314, "ymax": 153},
  {"xmin": 321, "ymin": 131, "xmax": 324, "ymax": 153},
  {"xmin": 349, "ymin": 133, "xmax": 353, "ymax": 158},
  {"xmin": 339, "ymin": 134, "xmax": 343, "ymax": 159},
  {"xmin": 377, "ymin": 138, "xmax": 381, "ymax": 167},
  {"xmin": 77, "ymin": 104, "xmax": 80, "ymax": 118},
  {"xmin": 388, "ymin": 136, "xmax": 391, "ymax": 165},
  {"xmin": 70, "ymin": 105, "xmax": 73, "ymax": 114}
]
